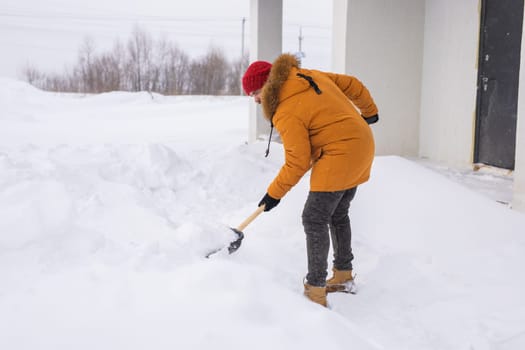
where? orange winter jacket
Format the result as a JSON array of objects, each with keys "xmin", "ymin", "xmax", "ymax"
[{"xmin": 260, "ymin": 54, "xmax": 378, "ymax": 199}]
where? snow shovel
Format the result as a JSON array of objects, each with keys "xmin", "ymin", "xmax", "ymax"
[{"xmin": 205, "ymin": 204, "xmax": 265, "ymax": 258}]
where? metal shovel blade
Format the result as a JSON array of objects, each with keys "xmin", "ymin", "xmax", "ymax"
[
  {"xmin": 227, "ymin": 228, "xmax": 244, "ymax": 254},
  {"xmin": 205, "ymin": 205, "xmax": 263, "ymax": 258},
  {"xmin": 205, "ymin": 228, "xmax": 244, "ymax": 258}
]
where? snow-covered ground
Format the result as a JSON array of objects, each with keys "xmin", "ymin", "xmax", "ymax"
[
  {"xmin": 1, "ymin": 78, "xmax": 525, "ymax": 350},
  {"xmin": 413, "ymin": 157, "xmax": 514, "ymax": 207}
]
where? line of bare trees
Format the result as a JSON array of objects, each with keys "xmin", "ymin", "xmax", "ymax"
[{"xmin": 23, "ymin": 26, "xmax": 248, "ymax": 95}]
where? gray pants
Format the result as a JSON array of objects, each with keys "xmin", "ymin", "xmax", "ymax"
[{"xmin": 302, "ymin": 187, "xmax": 357, "ymax": 287}]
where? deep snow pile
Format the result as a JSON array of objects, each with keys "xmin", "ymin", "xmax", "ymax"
[{"xmin": 1, "ymin": 78, "xmax": 525, "ymax": 350}]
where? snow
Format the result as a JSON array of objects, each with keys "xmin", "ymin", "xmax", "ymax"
[{"xmin": 1, "ymin": 77, "xmax": 525, "ymax": 349}]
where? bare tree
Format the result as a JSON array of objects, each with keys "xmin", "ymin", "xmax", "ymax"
[
  {"xmin": 168, "ymin": 45, "xmax": 190, "ymax": 94},
  {"xmin": 189, "ymin": 46, "xmax": 229, "ymax": 95},
  {"xmin": 23, "ymin": 25, "xmax": 246, "ymax": 96},
  {"xmin": 78, "ymin": 37, "xmax": 97, "ymax": 93},
  {"xmin": 127, "ymin": 25, "xmax": 154, "ymax": 92},
  {"xmin": 226, "ymin": 53, "xmax": 249, "ymax": 95},
  {"xmin": 22, "ymin": 65, "xmax": 44, "ymax": 86},
  {"xmin": 96, "ymin": 41, "xmax": 125, "ymax": 92}
]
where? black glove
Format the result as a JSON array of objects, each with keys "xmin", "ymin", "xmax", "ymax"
[
  {"xmin": 363, "ymin": 114, "xmax": 379, "ymax": 125},
  {"xmin": 258, "ymin": 193, "xmax": 280, "ymax": 212}
]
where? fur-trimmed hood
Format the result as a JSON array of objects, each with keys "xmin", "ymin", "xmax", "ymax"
[{"xmin": 261, "ymin": 53, "xmax": 307, "ymax": 122}]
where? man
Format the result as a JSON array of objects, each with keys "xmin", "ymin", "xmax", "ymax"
[{"xmin": 242, "ymin": 53, "xmax": 378, "ymax": 307}]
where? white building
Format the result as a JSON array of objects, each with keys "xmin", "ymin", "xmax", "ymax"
[{"xmin": 249, "ymin": 0, "xmax": 525, "ymax": 212}]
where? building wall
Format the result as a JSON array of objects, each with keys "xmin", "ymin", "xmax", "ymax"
[
  {"xmin": 419, "ymin": 0, "xmax": 480, "ymax": 166},
  {"xmin": 248, "ymin": 0, "xmax": 525, "ymax": 212},
  {"xmin": 332, "ymin": 0, "xmax": 425, "ymax": 156},
  {"xmin": 330, "ymin": 0, "xmax": 525, "ymax": 212}
]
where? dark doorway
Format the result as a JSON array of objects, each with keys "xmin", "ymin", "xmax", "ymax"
[{"xmin": 475, "ymin": 0, "xmax": 524, "ymax": 170}]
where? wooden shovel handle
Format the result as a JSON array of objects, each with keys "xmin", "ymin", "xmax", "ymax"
[{"xmin": 236, "ymin": 205, "xmax": 265, "ymax": 232}]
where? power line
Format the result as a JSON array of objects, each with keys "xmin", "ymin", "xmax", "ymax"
[
  {"xmin": 0, "ymin": 11, "xmax": 244, "ymax": 23},
  {"xmin": 0, "ymin": 10, "xmax": 330, "ymax": 31}
]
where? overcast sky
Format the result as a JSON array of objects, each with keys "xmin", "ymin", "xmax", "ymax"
[{"xmin": 0, "ymin": 0, "xmax": 332, "ymax": 79}]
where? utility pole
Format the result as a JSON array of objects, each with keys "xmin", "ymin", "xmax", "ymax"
[
  {"xmin": 297, "ymin": 26, "xmax": 305, "ymax": 58},
  {"xmin": 240, "ymin": 17, "xmax": 247, "ymax": 95},
  {"xmin": 241, "ymin": 17, "xmax": 246, "ymax": 58}
]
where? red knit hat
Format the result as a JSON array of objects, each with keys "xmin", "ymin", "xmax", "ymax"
[{"xmin": 242, "ymin": 61, "xmax": 272, "ymax": 95}]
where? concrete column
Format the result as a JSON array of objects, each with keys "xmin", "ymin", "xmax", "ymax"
[
  {"xmin": 512, "ymin": 5, "xmax": 525, "ymax": 212},
  {"xmin": 332, "ymin": 0, "xmax": 351, "ymax": 73},
  {"xmin": 331, "ymin": 0, "xmax": 424, "ymax": 157},
  {"xmin": 249, "ymin": 0, "xmax": 282, "ymax": 142},
  {"xmin": 514, "ymin": 109, "xmax": 525, "ymax": 211}
]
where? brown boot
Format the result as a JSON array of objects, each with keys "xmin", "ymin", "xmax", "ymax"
[
  {"xmin": 303, "ymin": 283, "xmax": 327, "ymax": 307},
  {"xmin": 326, "ymin": 268, "xmax": 355, "ymax": 293}
]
